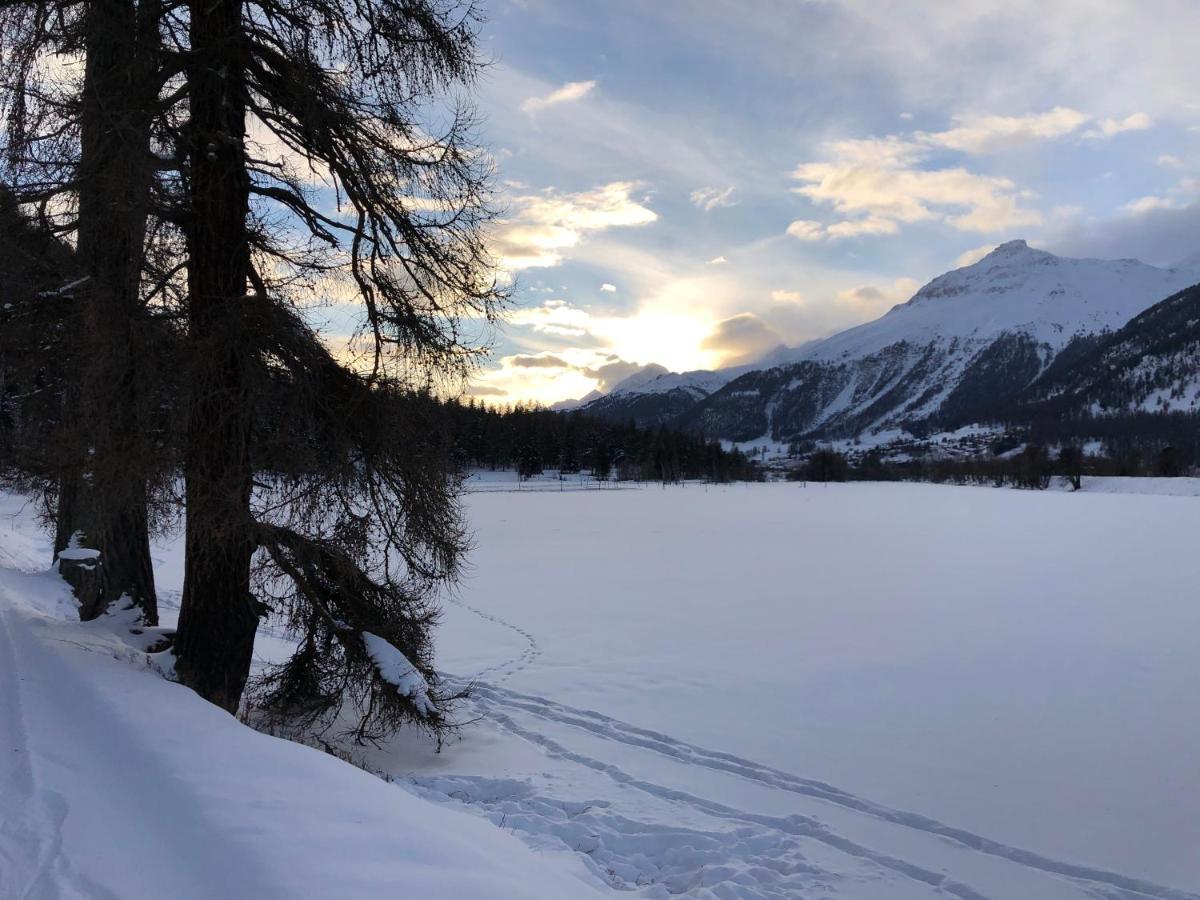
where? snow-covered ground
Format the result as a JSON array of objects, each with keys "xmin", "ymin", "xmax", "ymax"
[
  {"xmin": 3, "ymin": 479, "xmax": 1199, "ymax": 899},
  {"xmin": 412, "ymin": 480, "xmax": 1200, "ymax": 898},
  {"xmin": 0, "ymin": 493, "xmax": 601, "ymax": 900}
]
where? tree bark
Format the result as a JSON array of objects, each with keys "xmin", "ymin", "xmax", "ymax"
[
  {"xmin": 172, "ymin": 0, "xmax": 259, "ymax": 713},
  {"xmin": 64, "ymin": 0, "xmax": 161, "ymax": 624}
]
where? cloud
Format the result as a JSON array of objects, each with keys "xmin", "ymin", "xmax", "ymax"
[
  {"xmin": 690, "ymin": 185, "xmax": 738, "ymax": 211},
  {"xmin": 1123, "ymin": 195, "xmax": 1173, "ymax": 214},
  {"xmin": 582, "ymin": 357, "xmax": 651, "ymax": 392},
  {"xmin": 920, "ymin": 107, "xmax": 1089, "ymax": 154},
  {"xmin": 791, "ymin": 133, "xmax": 1043, "ymax": 237},
  {"xmin": 954, "ymin": 243, "xmax": 998, "ymax": 268},
  {"xmin": 786, "ymin": 106, "xmax": 1156, "ymax": 242},
  {"xmin": 492, "ymin": 182, "xmax": 657, "ymax": 270},
  {"xmin": 465, "ymin": 384, "xmax": 508, "ymax": 398},
  {"xmin": 1084, "ymin": 112, "xmax": 1152, "ymax": 139},
  {"xmin": 836, "ymin": 278, "xmax": 921, "ymax": 317},
  {"xmin": 824, "ymin": 216, "xmax": 901, "ymax": 239},
  {"xmin": 700, "ymin": 313, "xmax": 785, "ymax": 366},
  {"xmin": 708, "ymin": 256, "xmax": 728, "ymax": 265},
  {"xmin": 789, "ymin": 215, "xmax": 900, "ymax": 241},
  {"xmin": 786, "ymin": 220, "xmax": 825, "ymax": 241},
  {"xmin": 520, "ymin": 80, "xmax": 597, "ymax": 114},
  {"xmin": 1157, "ymin": 155, "xmax": 1186, "ymax": 170},
  {"xmin": 509, "ymin": 353, "xmax": 570, "ymax": 369},
  {"xmin": 770, "ymin": 290, "xmax": 806, "ymax": 305},
  {"xmin": 600, "ymin": 283, "xmax": 617, "ymax": 292},
  {"xmin": 508, "ymin": 299, "xmax": 594, "ymax": 337},
  {"xmin": 1048, "ymin": 201, "xmax": 1200, "ymax": 267},
  {"xmin": 1119, "ymin": 177, "xmax": 1200, "ymax": 215},
  {"xmin": 468, "ymin": 348, "xmax": 661, "ymax": 406}
]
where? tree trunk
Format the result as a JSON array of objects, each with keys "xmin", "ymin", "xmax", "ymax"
[
  {"xmin": 173, "ymin": 0, "xmax": 258, "ymax": 713},
  {"xmin": 66, "ymin": 0, "xmax": 160, "ymax": 624}
]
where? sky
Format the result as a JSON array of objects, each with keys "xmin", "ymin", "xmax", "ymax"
[{"xmin": 458, "ymin": 0, "xmax": 1200, "ymax": 405}]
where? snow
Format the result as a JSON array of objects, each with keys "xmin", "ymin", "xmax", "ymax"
[
  {"xmin": 0, "ymin": 493, "xmax": 601, "ymax": 900},
  {"xmin": 413, "ymin": 482, "xmax": 1200, "ymax": 898},
  {"xmin": 798, "ymin": 240, "xmax": 1197, "ymax": 363},
  {"xmin": 362, "ymin": 631, "xmax": 436, "ymax": 716},
  {"xmin": 55, "ymin": 547, "xmax": 101, "ymax": 562},
  {"xmin": 5, "ymin": 482, "xmax": 1200, "ymax": 899},
  {"xmin": 1064, "ymin": 475, "xmax": 1200, "ymax": 496}
]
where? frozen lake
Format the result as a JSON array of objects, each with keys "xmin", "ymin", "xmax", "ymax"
[{"xmin": 409, "ymin": 480, "xmax": 1200, "ymax": 897}]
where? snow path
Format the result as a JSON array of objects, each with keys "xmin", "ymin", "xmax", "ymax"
[{"xmin": 408, "ymin": 593, "xmax": 1200, "ymax": 900}]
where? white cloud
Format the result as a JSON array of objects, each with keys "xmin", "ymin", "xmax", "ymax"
[
  {"xmin": 786, "ymin": 220, "xmax": 825, "ymax": 241},
  {"xmin": 921, "ymin": 107, "xmax": 1089, "ymax": 154},
  {"xmin": 791, "ymin": 131, "xmax": 1044, "ymax": 238},
  {"xmin": 492, "ymin": 182, "xmax": 657, "ymax": 271},
  {"xmin": 1121, "ymin": 177, "xmax": 1200, "ymax": 214},
  {"xmin": 770, "ymin": 289, "xmax": 806, "ymax": 304},
  {"xmin": 789, "ymin": 213, "xmax": 900, "ymax": 241},
  {"xmin": 1123, "ymin": 195, "xmax": 1172, "ymax": 214},
  {"xmin": 708, "ymin": 255, "xmax": 729, "ymax": 265},
  {"xmin": 600, "ymin": 283, "xmax": 617, "ymax": 292},
  {"xmin": 1157, "ymin": 155, "xmax": 1186, "ymax": 170},
  {"xmin": 824, "ymin": 216, "xmax": 901, "ymax": 239},
  {"xmin": 786, "ymin": 107, "xmax": 1155, "ymax": 243},
  {"xmin": 953, "ymin": 243, "xmax": 998, "ymax": 269},
  {"xmin": 1084, "ymin": 112, "xmax": 1153, "ymax": 139},
  {"xmin": 520, "ymin": 80, "xmax": 597, "ymax": 114},
  {"xmin": 690, "ymin": 185, "xmax": 738, "ymax": 211},
  {"xmin": 509, "ymin": 299, "xmax": 593, "ymax": 337}
]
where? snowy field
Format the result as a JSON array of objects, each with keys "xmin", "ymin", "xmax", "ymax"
[
  {"xmin": 405, "ymin": 480, "xmax": 1200, "ymax": 898},
  {"xmin": 3, "ymin": 479, "xmax": 1200, "ymax": 899}
]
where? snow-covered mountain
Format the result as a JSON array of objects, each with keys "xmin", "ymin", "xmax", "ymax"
[
  {"xmin": 1017, "ymin": 280, "xmax": 1200, "ymax": 417},
  {"xmin": 678, "ymin": 241, "xmax": 1200, "ymax": 442},
  {"xmin": 576, "ymin": 365, "xmax": 741, "ymax": 427}
]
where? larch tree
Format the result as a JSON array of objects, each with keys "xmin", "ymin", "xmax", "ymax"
[
  {"xmin": 1, "ymin": 0, "xmax": 500, "ymax": 738},
  {"xmin": 169, "ymin": 0, "xmax": 504, "ymax": 734},
  {"xmin": 0, "ymin": 0, "xmax": 176, "ymax": 623}
]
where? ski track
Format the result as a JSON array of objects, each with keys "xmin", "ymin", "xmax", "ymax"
[{"xmin": 424, "ymin": 596, "xmax": 1199, "ymax": 900}]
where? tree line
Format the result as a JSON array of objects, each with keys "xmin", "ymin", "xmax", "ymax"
[
  {"xmin": 792, "ymin": 434, "xmax": 1195, "ymax": 491},
  {"xmin": 443, "ymin": 400, "xmax": 761, "ymax": 483}
]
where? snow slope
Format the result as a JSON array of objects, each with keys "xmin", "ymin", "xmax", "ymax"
[{"xmin": 0, "ymin": 494, "xmax": 601, "ymax": 900}]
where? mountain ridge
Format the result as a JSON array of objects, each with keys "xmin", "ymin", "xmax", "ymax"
[{"xmin": 571, "ymin": 241, "xmax": 1199, "ymax": 443}]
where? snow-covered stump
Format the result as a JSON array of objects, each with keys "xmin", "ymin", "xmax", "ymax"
[{"xmin": 56, "ymin": 546, "xmax": 104, "ymax": 618}]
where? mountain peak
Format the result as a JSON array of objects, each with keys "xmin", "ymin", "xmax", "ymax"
[
  {"xmin": 979, "ymin": 239, "xmax": 1047, "ymax": 264},
  {"xmin": 994, "ymin": 238, "xmax": 1029, "ymax": 252}
]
